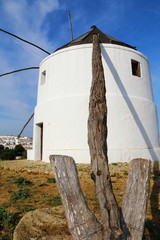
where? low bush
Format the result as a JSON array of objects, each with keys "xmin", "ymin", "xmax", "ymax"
[
  {"xmin": 0, "ymin": 144, "xmax": 26, "ymax": 160},
  {"xmin": 47, "ymin": 177, "xmax": 56, "ymax": 183},
  {"xmin": 0, "ymin": 149, "xmax": 16, "ymax": 160},
  {"xmin": 145, "ymin": 219, "xmax": 160, "ymax": 239},
  {"xmin": 38, "ymin": 183, "xmax": 48, "ymax": 187},
  {"xmin": 14, "ymin": 144, "xmax": 26, "ymax": 158},
  {"xmin": 47, "ymin": 195, "xmax": 62, "ymax": 206},
  {"xmin": 0, "ymin": 144, "xmax": 4, "ymax": 151},
  {"xmin": 0, "ymin": 206, "xmax": 20, "ymax": 239},
  {"xmin": 13, "ymin": 177, "xmax": 34, "ymax": 187},
  {"xmin": 15, "ymin": 204, "xmax": 35, "ymax": 212},
  {"xmin": 111, "ymin": 163, "xmax": 118, "ymax": 166},
  {"xmin": 10, "ymin": 188, "xmax": 32, "ymax": 203}
]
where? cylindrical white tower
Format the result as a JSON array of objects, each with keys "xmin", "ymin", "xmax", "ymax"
[{"xmin": 28, "ymin": 26, "xmax": 160, "ymax": 163}]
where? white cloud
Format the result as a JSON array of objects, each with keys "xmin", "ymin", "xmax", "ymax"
[
  {"xmin": 0, "ymin": 0, "xmax": 59, "ymax": 136},
  {"xmin": 35, "ymin": 0, "xmax": 59, "ymax": 17},
  {"xmin": 1, "ymin": 0, "xmax": 59, "ymax": 49}
]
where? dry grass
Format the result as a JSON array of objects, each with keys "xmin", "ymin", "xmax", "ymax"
[{"xmin": 0, "ymin": 160, "xmax": 159, "ymax": 240}]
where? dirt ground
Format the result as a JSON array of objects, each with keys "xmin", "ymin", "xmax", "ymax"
[
  {"xmin": 0, "ymin": 160, "xmax": 159, "ymax": 239},
  {"xmin": 0, "ymin": 159, "xmax": 130, "ymax": 173}
]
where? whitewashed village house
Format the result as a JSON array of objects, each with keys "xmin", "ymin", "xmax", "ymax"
[{"xmin": 28, "ymin": 26, "xmax": 160, "ymax": 163}]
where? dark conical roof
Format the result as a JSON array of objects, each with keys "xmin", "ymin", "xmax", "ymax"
[{"xmin": 56, "ymin": 26, "xmax": 136, "ymax": 51}]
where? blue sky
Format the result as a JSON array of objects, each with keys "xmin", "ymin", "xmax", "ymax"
[{"xmin": 0, "ymin": 0, "xmax": 159, "ymax": 137}]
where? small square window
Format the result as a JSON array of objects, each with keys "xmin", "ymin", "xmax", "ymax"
[
  {"xmin": 41, "ymin": 70, "xmax": 46, "ymax": 85},
  {"xmin": 131, "ymin": 59, "xmax": 141, "ymax": 77}
]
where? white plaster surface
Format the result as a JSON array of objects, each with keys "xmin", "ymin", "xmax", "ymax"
[{"xmin": 28, "ymin": 44, "xmax": 160, "ymax": 163}]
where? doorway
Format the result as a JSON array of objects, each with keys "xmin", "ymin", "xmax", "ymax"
[{"xmin": 36, "ymin": 122, "xmax": 43, "ymax": 161}]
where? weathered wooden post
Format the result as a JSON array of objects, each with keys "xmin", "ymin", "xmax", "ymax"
[
  {"xmin": 121, "ymin": 158, "xmax": 151, "ymax": 240},
  {"xmin": 50, "ymin": 155, "xmax": 103, "ymax": 240},
  {"xmin": 88, "ymin": 33, "xmax": 121, "ymax": 239}
]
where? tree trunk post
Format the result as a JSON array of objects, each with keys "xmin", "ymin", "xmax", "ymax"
[
  {"xmin": 88, "ymin": 34, "xmax": 121, "ymax": 239},
  {"xmin": 121, "ymin": 158, "xmax": 151, "ymax": 240},
  {"xmin": 50, "ymin": 155, "xmax": 103, "ymax": 240}
]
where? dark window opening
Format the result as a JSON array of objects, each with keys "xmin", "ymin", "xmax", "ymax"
[
  {"xmin": 41, "ymin": 70, "xmax": 46, "ymax": 84},
  {"xmin": 131, "ymin": 59, "xmax": 141, "ymax": 77}
]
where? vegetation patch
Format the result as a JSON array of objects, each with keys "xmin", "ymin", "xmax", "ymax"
[
  {"xmin": 47, "ymin": 177, "xmax": 56, "ymax": 183},
  {"xmin": 47, "ymin": 196, "xmax": 62, "ymax": 206},
  {"xmin": 145, "ymin": 219, "xmax": 160, "ymax": 239},
  {"xmin": 0, "ymin": 144, "xmax": 26, "ymax": 161},
  {"xmin": 38, "ymin": 183, "xmax": 49, "ymax": 187},
  {"xmin": 0, "ymin": 149, "xmax": 16, "ymax": 160},
  {"xmin": 12, "ymin": 177, "xmax": 34, "ymax": 187},
  {"xmin": 0, "ymin": 206, "xmax": 20, "ymax": 240},
  {"xmin": 10, "ymin": 188, "xmax": 32, "ymax": 203},
  {"xmin": 15, "ymin": 204, "xmax": 35, "ymax": 212}
]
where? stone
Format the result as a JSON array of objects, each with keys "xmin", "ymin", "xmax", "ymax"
[{"xmin": 13, "ymin": 207, "xmax": 72, "ymax": 240}]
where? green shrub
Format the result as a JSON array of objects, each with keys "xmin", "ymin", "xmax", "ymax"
[
  {"xmin": 111, "ymin": 163, "xmax": 118, "ymax": 166},
  {"xmin": 10, "ymin": 188, "xmax": 31, "ymax": 203},
  {"xmin": 123, "ymin": 171, "xmax": 128, "ymax": 175},
  {"xmin": 0, "ymin": 144, "xmax": 27, "ymax": 160},
  {"xmin": 38, "ymin": 183, "xmax": 48, "ymax": 187},
  {"xmin": 14, "ymin": 144, "xmax": 26, "ymax": 158},
  {"xmin": 13, "ymin": 177, "xmax": 34, "ymax": 187},
  {"xmin": 47, "ymin": 177, "xmax": 56, "ymax": 183},
  {"xmin": 0, "ymin": 206, "xmax": 19, "ymax": 233},
  {"xmin": 145, "ymin": 219, "xmax": 160, "ymax": 239},
  {"xmin": 0, "ymin": 149, "xmax": 16, "ymax": 160},
  {"xmin": 0, "ymin": 234, "xmax": 13, "ymax": 240},
  {"xmin": 15, "ymin": 204, "xmax": 35, "ymax": 212},
  {"xmin": 110, "ymin": 174, "xmax": 116, "ymax": 177},
  {"xmin": 47, "ymin": 196, "xmax": 62, "ymax": 206},
  {"xmin": 0, "ymin": 144, "xmax": 4, "ymax": 151},
  {"xmin": 0, "ymin": 207, "xmax": 20, "ymax": 240}
]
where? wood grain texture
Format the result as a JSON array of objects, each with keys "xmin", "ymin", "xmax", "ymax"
[
  {"xmin": 88, "ymin": 34, "xmax": 121, "ymax": 239},
  {"xmin": 50, "ymin": 155, "xmax": 103, "ymax": 240},
  {"xmin": 121, "ymin": 158, "xmax": 151, "ymax": 240}
]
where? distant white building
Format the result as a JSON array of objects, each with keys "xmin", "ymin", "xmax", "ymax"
[
  {"xmin": 0, "ymin": 135, "xmax": 32, "ymax": 149},
  {"xmin": 15, "ymin": 138, "xmax": 20, "ymax": 145},
  {"xmin": 28, "ymin": 26, "xmax": 160, "ymax": 163}
]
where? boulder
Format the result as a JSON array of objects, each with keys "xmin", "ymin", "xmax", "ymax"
[{"xmin": 13, "ymin": 207, "xmax": 72, "ymax": 240}]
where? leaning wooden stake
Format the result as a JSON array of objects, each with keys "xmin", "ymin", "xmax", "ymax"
[{"xmin": 88, "ymin": 34, "xmax": 121, "ymax": 239}]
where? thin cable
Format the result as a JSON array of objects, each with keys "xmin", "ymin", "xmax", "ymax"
[
  {"xmin": 0, "ymin": 28, "xmax": 51, "ymax": 55},
  {"xmin": 18, "ymin": 113, "xmax": 34, "ymax": 138},
  {"xmin": 4, "ymin": 32, "xmax": 47, "ymax": 60},
  {"xmin": 0, "ymin": 67, "xmax": 39, "ymax": 77}
]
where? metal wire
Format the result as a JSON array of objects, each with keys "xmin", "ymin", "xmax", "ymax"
[
  {"xmin": 18, "ymin": 113, "xmax": 34, "ymax": 138},
  {"xmin": 0, "ymin": 28, "xmax": 51, "ymax": 55},
  {"xmin": 0, "ymin": 67, "xmax": 39, "ymax": 77}
]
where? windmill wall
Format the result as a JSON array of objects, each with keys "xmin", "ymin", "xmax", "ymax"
[{"xmin": 27, "ymin": 43, "xmax": 160, "ymax": 163}]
